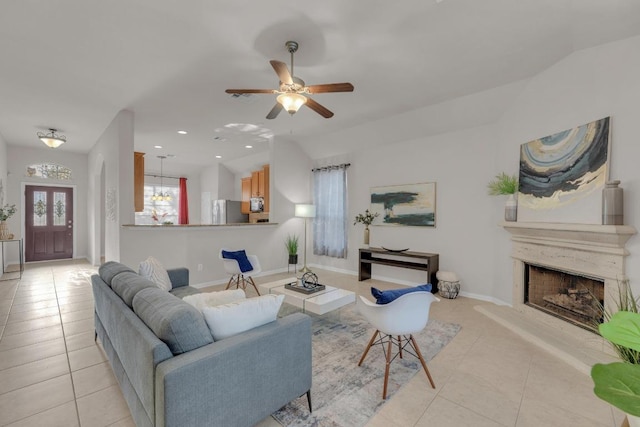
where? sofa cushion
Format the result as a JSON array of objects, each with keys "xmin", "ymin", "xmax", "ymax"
[
  {"xmin": 139, "ymin": 256, "xmax": 172, "ymax": 291},
  {"xmin": 133, "ymin": 287, "xmax": 214, "ymax": 354},
  {"xmin": 201, "ymin": 294, "xmax": 284, "ymax": 340},
  {"xmin": 371, "ymin": 283, "xmax": 433, "ymax": 304},
  {"xmin": 111, "ymin": 272, "xmax": 158, "ymax": 307},
  {"xmin": 99, "ymin": 261, "xmax": 135, "ymax": 287},
  {"xmin": 169, "ymin": 286, "xmax": 201, "ymax": 299},
  {"xmin": 183, "ymin": 289, "xmax": 246, "ymax": 311}
]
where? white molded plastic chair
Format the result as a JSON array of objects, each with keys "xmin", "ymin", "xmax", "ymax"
[
  {"xmin": 357, "ymin": 291, "xmax": 438, "ymax": 399},
  {"xmin": 219, "ymin": 249, "xmax": 262, "ymax": 295}
]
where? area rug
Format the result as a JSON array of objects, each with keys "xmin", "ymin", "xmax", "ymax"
[{"xmin": 272, "ymin": 304, "xmax": 461, "ymax": 427}]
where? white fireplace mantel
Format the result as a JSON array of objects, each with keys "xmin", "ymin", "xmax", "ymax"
[{"xmin": 501, "ymin": 221, "xmax": 636, "ymax": 255}]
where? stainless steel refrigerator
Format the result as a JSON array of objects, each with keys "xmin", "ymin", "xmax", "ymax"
[{"xmin": 211, "ymin": 200, "xmax": 248, "ymax": 224}]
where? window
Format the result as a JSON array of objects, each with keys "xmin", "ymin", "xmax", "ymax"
[
  {"xmin": 134, "ymin": 184, "xmax": 179, "ymax": 224},
  {"xmin": 26, "ymin": 163, "xmax": 72, "ymax": 180},
  {"xmin": 312, "ymin": 164, "xmax": 349, "ymax": 258}
]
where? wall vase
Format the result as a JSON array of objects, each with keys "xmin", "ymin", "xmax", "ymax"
[
  {"xmin": 505, "ymin": 194, "xmax": 517, "ymax": 222},
  {"xmin": 364, "ymin": 226, "xmax": 370, "ymax": 246},
  {"xmin": 0, "ymin": 221, "xmax": 10, "ymax": 240}
]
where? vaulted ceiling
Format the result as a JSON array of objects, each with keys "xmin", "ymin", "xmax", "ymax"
[{"xmin": 2, "ymin": 0, "xmax": 639, "ymax": 175}]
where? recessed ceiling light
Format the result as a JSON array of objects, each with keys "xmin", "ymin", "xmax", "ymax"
[
  {"xmin": 154, "ymin": 145, "xmax": 163, "ymax": 149},
  {"xmin": 245, "ymin": 145, "xmax": 253, "ymax": 149},
  {"xmin": 177, "ymin": 130, "xmax": 187, "ymax": 135},
  {"xmin": 215, "ymin": 155, "xmax": 222, "ymax": 159}
]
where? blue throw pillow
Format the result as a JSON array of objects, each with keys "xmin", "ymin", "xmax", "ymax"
[
  {"xmin": 222, "ymin": 250, "xmax": 254, "ymax": 273},
  {"xmin": 371, "ymin": 284, "xmax": 432, "ymax": 304}
]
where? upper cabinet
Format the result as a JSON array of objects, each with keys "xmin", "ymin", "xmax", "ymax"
[
  {"xmin": 241, "ymin": 164, "xmax": 270, "ymax": 214},
  {"xmin": 134, "ymin": 152, "xmax": 145, "ymax": 212}
]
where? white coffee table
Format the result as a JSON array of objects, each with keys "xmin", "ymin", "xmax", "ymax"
[{"xmin": 259, "ymin": 277, "xmax": 356, "ymax": 315}]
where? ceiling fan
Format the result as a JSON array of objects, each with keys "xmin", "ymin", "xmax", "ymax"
[{"xmin": 225, "ymin": 41, "xmax": 354, "ymax": 119}]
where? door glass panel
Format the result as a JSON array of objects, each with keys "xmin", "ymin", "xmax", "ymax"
[
  {"xmin": 53, "ymin": 192, "xmax": 66, "ymax": 226},
  {"xmin": 33, "ymin": 191, "xmax": 47, "ymax": 226}
]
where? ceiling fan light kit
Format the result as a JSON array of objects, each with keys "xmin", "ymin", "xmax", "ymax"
[
  {"xmin": 37, "ymin": 128, "xmax": 66, "ymax": 148},
  {"xmin": 226, "ymin": 40, "xmax": 354, "ymax": 119}
]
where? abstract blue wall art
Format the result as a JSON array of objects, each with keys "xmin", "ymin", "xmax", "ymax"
[
  {"xmin": 370, "ymin": 182, "xmax": 436, "ymax": 227},
  {"xmin": 518, "ymin": 117, "xmax": 610, "ymax": 224}
]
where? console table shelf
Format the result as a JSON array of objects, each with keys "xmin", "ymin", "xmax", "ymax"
[{"xmin": 358, "ymin": 247, "xmax": 439, "ymax": 291}]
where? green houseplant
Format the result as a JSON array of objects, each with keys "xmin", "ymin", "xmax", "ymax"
[
  {"xmin": 354, "ymin": 209, "xmax": 379, "ymax": 246},
  {"xmin": 285, "ymin": 234, "xmax": 299, "ymax": 265},
  {"xmin": 0, "ymin": 204, "xmax": 17, "ymax": 240},
  {"xmin": 487, "ymin": 173, "xmax": 519, "ymax": 221},
  {"xmin": 591, "ymin": 311, "xmax": 640, "ymax": 425}
]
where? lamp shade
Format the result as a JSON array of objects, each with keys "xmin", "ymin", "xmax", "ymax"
[
  {"xmin": 295, "ymin": 204, "xmax": 316, "ymax": 218},
  {"xmin": 277, "ymin": 93, "xmax": 307, "ymax": 114}
]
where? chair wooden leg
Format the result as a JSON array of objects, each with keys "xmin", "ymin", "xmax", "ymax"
[
  {"xmin": 358, "ymin": 330, "xmax": 379, "ymax": 366},
  {"xmin": 383, "ymin": 336, "xmax": 393, "ymax": 400},
  {"xmin": 225, "ymin": 275, "xmax": 235, "ymax": 290},
  {"xmin": 247, "ymin": 276, "xmax": 261, "ymax": 296},
  {"xmin": 410, "ymin": 335, "xmax": 435, "ymax": 388},
  {"xmin": 398, "ymin": 335, "xmax": 403, "ymax": 359}
]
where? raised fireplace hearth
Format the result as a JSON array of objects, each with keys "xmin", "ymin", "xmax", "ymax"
[{"xmin": 503, "ymin": 221, "xmax": 636, "ymax": 348}]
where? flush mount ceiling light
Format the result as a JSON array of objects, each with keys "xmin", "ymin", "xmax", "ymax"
[
  {"xmin": 151, "ymin": 156, "xmax": 172, "ymax": 202},
  {"xmin": 37, "ymin": 128, "xmax": 66, "ymax": 148},
  {"xmin": 177, "ymin": 130, "xmax": 187, "ymax": 135}
]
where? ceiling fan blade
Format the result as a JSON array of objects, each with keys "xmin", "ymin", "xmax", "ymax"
[
  {"xmin": 270, "ymin": 60, "xmax": 293, "ymax": 85},
  {"xmin": 266, "ymin": 103, "xmax": 283, "ymax": 120},
  {"xmin": 304, "ymin": 97, "xmax": 334, "ymax": 118},
  {"xmin": 306, "ymin": 83, "xmax": 354, "ymax": 94},
  {"xmin": 225, "ymin": 89, "xmax": 276, "ymax": 94}
]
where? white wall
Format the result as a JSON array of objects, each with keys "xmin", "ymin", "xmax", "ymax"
[
  {"xmin": 493, "ymin": 34, "xmax": 640, "ymax": 301},
  {"xmin": 304, "ymin": 34, "xmax": 640, "ymax": 305},
  {"xmin": 6, "ymin": 145, "xmax": 89, "ymax": 260},
  {"xmin": 88, "ymin": 110, "xmax": 134, "ymax": 264}
]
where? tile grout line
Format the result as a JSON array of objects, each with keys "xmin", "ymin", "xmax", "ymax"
[
  {"xmin": 0, "ymin": 279, "xmax": 20, "ymax": 341},
  {"xmin": 52, "ymin": 266, "xmax": 84, "ymax": 427}
]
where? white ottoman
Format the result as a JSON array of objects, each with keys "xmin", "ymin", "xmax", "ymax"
[{"xmin": 436, "ymin": 271, "xmax": 460, "ymax": 299}]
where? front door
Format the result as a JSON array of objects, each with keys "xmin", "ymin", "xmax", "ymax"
[{"xmin": 25, "ymin": 186, "xmax": 73, "ymax": 262}]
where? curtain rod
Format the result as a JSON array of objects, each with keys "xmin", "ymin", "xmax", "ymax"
[
  {"xmin": 312, "ymin": 163, "xmax": 351, "ymax": 172},
  {"xmin": 144, "ymin": 173, "xmax": 182, "ymax": 180}
]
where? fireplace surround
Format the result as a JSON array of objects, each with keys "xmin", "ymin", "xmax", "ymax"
[{"xmin": 503, "ymin": 221, "xmax": 636, "ymax": 350}]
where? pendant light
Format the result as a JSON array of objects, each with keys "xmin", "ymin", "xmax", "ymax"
[{"xmin": 151, "ymin": 156, "xmax": 172, "ymax": 201}]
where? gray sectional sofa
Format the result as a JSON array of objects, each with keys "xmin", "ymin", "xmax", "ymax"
[{"xmin": 91, "ymin": 261, "xmax": 312, "ymax": 427}]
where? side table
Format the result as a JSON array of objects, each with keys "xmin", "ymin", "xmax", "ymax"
[{"xmin": 1, "ymin": 238, "xmax": 24, "ymax": 281}]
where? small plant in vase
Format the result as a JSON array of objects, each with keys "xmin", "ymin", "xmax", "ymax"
[
  {"xmin": 0, "ymin": 204, "xmax": 17, "ymax": 240},
  {"xmin": 285, "ymin": 234, "xmax": 299, "ymax": 265},
  {"xmin": 487, "ymin": 172, "xmax": 519, "ymax": 221},
  {"xmin": 354, "ymin": 209, "xmax": 379, "ymax": 246}
]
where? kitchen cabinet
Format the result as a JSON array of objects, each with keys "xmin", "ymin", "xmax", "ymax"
[
  {"xmin": 241, "ymin": 177, "xmax": 251, "ymax": 214},
  {"xmin": 241, "ymin": 164, "xmax": 270, "ymax": 214},
  {"xmin": 134, "ymin": 152, "xmax": 145, "ymax": 212}
]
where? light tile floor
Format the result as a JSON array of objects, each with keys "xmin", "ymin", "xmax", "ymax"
[{"xmin": 0, "ymin": 261, "xmax": 625, "ymax": 427}]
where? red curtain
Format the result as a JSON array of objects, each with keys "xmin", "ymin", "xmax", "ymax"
[{"xmin": 179, "ymin": 177, "xmax": 189, "ymax": 224}]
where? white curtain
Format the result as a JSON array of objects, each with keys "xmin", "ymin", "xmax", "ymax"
[{"xmin": 313, "ymin": 165, "xmax": 348, "ymax": 258}]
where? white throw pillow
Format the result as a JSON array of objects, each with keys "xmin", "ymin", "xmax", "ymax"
[
  {"xmin": 138, "ymin": 256, "xmax": 172, "ymax": 292},
  {"xmin": 201, "ymin": 294, "xmax": 285, "ymax": 340},
  {"xmin": 182, "ymin": 289, "xmax": 246, "ymax": 311}
]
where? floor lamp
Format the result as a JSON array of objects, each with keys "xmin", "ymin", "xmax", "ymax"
[{"xmin": 295, "ymin": 204, "xmax": 316, "ymax": 273}]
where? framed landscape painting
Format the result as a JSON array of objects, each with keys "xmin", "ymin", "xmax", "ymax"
[
  {"xmin": 370, "ymin": 182, "xmax": 436, "ymax": 227},
  {"xmin": 517, "ymin": 117, "xmax": 610, "ymax": 224}
]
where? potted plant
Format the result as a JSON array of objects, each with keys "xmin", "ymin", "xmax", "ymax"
[
  {"xmin": 285, "ymin": 234, "xmax": 299, "ymax": 265},
  {"xmin": 354, "ymin": 209, "xmax": 379, "ymax": 246},
  {"xmin": 487, "ymin": 172, "xmax": 519, "ymax": 221},
  {"xmin": 591, "ymin": 311, "xmax": 640, "ymax": 426},
  {"xmin": 0, "ymin": 204, "xmax": 17, "ymax": 240}
]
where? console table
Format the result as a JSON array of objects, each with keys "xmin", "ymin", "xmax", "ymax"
[
  {"xmin": 1, "ymin": 238, "xmax": 24, "ymax": 281},
  {"xmin": 358, "ymin": 247, "xmax": 439, "ymax": 291}
]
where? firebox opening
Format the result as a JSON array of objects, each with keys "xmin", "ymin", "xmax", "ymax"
[{"xmin": 524, "ymin": 263, "xmax": 604, "ymax": 333}]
